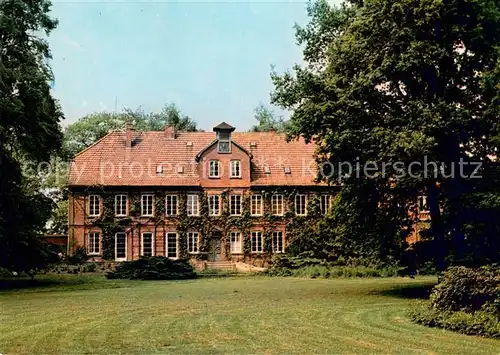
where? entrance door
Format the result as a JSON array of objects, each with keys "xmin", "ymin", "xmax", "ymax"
[{"xmin": 208, "ymin": 236, "xmax": 221, "ymax": 261}]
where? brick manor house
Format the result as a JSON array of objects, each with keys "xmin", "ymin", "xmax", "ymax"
[
  {"xmin": 67, "ymin": 122, "xmax": 430, "ymax": 265},
  {"xmin": 67, "ymin": 122, "xmax": 338, "ymax": 265}
]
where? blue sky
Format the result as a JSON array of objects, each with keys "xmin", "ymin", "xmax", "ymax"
[{"xmin": 47, "ymin": 0, "xmax": 327, "ymax": 131}]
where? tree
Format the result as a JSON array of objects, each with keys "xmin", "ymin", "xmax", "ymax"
[
  {"xmin": 250, "ymin": 104, "xmax": 289, "ymax": 132},
  {"xmin": 272, "ymin": 0, "xmax": 500, "ymax": 268},
  {"xmin": 0, "ymin": 0, "xmax": 64, "ymax": 274}
]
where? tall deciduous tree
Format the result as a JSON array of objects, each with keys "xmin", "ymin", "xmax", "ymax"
[
  {"xmin": 250, "ymin": 103, "xmax": 289, "ymax": 133},
  {"xmin": 272, "ymin": 0, "xmax": 500, "ymax": 268},
  {"xmin": 0, "ymin": 0, "xmax": 64, "ymax": 273}
]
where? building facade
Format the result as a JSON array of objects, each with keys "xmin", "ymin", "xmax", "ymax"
[{"xmin": 67, "ymin": 122, "xmax": 335, "ymax": 265}]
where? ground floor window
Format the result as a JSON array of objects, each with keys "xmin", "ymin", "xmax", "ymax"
[
  {"xmin": 87, "ymin": 232, "xmax": 100, "ymax": 255},
  {"xmin": 251, "ymin": 231, "xmax": 263, "ymax": 253},
  {"xmin": 230, "ymin": 232, "xmax": 242, "ymax": 253},
  {"xmin": 115, "ymin": 232, "xmax": 127, "ymax": 261},
  {"xmin": 272, "ymin": 231, "xmax": 284, "ymax": 253},
  {"xmin": 166, "ymin": 232, "xmax": 178, "ymax": 258},
  {"xmin": 141, "ymin": 232, "xmax": 154, "ymax": 257},
  {"xmin": 187, "ymin": 232, "xmax": 199, "ymax": 254}
]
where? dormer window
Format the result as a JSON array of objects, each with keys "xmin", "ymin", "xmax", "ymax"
[
  {"xmin": 218, "ymin": 141, "xmax": 230, "ymax": 153},
  {"xmin": 213, "ymin": 122, "xmax": 235, "ymax": 153}
]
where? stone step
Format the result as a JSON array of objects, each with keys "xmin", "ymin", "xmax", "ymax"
[{"xmin": 205, "ymin": 261, "xmax": 235, "ymax": 270}]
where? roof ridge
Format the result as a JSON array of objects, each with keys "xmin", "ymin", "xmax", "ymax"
[{"xmin": 71, "ymin": 130, "xmax": 119, "ymax": 160}]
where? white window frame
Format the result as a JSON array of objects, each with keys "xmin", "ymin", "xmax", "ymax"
[
  {"xmin": 272, "ymin": 194, "xmax": 284, "ymax": 216},
  {"xmin": 250, "ymin": 195, "xmax": 263, "ymax": 216},
  {"xmin": 418, "ymin": 195, "xmax": 429, "ymax": 212},
  {"xmin": 209, "ymin": 160, "xmax": 220, "ymax": 178},
  {"xmin": 208, "ymin": 195, "xmax": 221, "ymax": 216},
  {"xmin": 187, "ymin": 194, "xmax": 200, "ymax": 216},
  {"xmin": 230, "ymin": 194, "xmax": 242, "ymax": 216},
  {"xmin": 230, "ymin": 160, "xmax": 241, "ymax": 178},
  {"xmin": 272, "ymin": 231, "xmax": 284, "ymax": 253},
  {"xmin": 320, "ymin": 195, "xmax": 330, "ymax": 215},
  {"xmin": 295, "ymin": 194, "xmax": 307, "ymax": 216},
  {"xmin": 115, "ymin": 232, "xmax": 127, "ymax": 261},
  {"xmin": 165, "ymin": 194, "xmax": 178, "ymax": 216},
  {"xmin": 141, "ymin": 232, "xmax": 154, "ymax": 257},
  {"xmin": 88, "ymin": 195, "xmax": 100, "ymax": 217},
  {"xmin": 115, "ymin": 194, "xmax": 127, "ymax": 217},
  {"xmin": 141, "ymin": 194, "xmax": 154, "ymax": 217},
  {"xmin": 218, "ymin": 140, "xmax": 231, "ymax": 153},
  {"xmin": 230, "ymin": 231, "xmax": 242, "ymax": 254},
  {"xmin": 165, "ymin": 232, "xmax": 179, "ymax": 259},
  {"xmin": 251, "ymin": 231, "xmax": 264, "ymax": 254},
  {"xmin": 87, "ymin": 232, "xmax": 100, "ymax": 255},
  {"xmin": 187, "ymin": 232, "xmax": 200, "ymax": 254}
]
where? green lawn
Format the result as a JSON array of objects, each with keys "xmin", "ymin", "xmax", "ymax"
[{"xmin": 1, "ymin": 275, "xmax": 499, "ymax": 354}]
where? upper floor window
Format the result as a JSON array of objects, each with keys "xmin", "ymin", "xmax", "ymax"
[
  {"xmin": 187, "ymin": 232, "xmax": 200, "ymax": 253},
  {"xmin": 272, "ymin": 194, "xmax": 284, "ymax": 216},
  {"xmin": 88, "ymin": 195, "xmax": 100, "ymax": 217},
  {"xmin": 272, "ymin": 231, "xmax": 284, "ymax": 253},
  {"xmin": 208, "ymin": 195, "xmax": 221, "ymax": 216},
  {"xmin": 187, "ymin": 194, "xmax": 200, "ymax": 216},
  {"xmin": 141, "ymin": 232, "xmax": 154, "ymax": 257},
  {"xmin": 251, "ymin": 231, "xmax": 263, "ymax": 253},
  {"xmin": 320, "ymin": 195, "xmax": 330, "ymax": 215},
  {"xmin": 87, "ymin": 232, "xmax": 100, "ymax": 255},
  {"xmin": 209, "ymin": 160, "xmax": 220, "ymax": 178},
  {"xmin": 418, "ymin": 195, "xmax": 429, "ymax": 212},
  {"xmin": 141, "ymin": 194, "xmax": 154, "ymax": 217},
  {"xmin": 165, "ymin": 195, "xmax": 178, "ymax": 216},
  {"xmin": 230, "ymin": 232, "xmax": 242, "ymax": 253},
  {"xmin": 295, "ymin": 194, "xmax": 307, "ymax": 216},
  {"xmin": 218, "ymin": 141, "xmax": 230, "ymax": 153},
  {"xmin": 251, "ymin": 195, "xmax": 263, "ymax": 216},
  {"xmin": 230, "ymin": 160, "xmax": 241, "ymax": 178},
  {"xmin": 230, "ymin": 195, "xmax": 242, "ymax": 216},
  {"xmin": 115, "ymin": 195, "xmax": 127, "ymax": 217}
]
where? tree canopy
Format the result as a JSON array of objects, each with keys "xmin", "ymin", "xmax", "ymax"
[
  {"xmin": 250, "ymin": 104, "xmax": 289, "ymax": 133},
  {"xmin": 0, "ymin": 0, "xmax": 64, "ymax": 273},
  {"xmin": 272, "ymin": 0, "xmax": 500, "ymax": 268}
]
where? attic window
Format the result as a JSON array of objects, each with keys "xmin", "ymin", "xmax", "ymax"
[
  {"xmin": 283, "ymin": 167, "xmax": 291, "ymax": 174},
  {"xmin": 177, "ymin": 166, "xmax": 184, "ymax": 173},
  {"xmin": 186, "ymin": 142, "xmax": 193, "ymax": 147},
  {"xmin": 218, "ymin": 141, "xmax": 230, "ymax": 153},
  {"xmin": 156, "ymin": 165, "xmax": 163, "ymax": 175},
  {"xmin": 264, "ymin": 166, "xmax": 271, "ymax": 174},
  {"xmin": 250, "ymin": 142, "xmax": 257, "ymax": 148}
]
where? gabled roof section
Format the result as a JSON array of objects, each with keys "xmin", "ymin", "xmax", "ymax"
[
  {"xmin": 195, "ymin": 139, "xmax": 253, "ymax": 162},
  {"xmin": 213, "ymin": 122, "xmax": 235, "ymax": 131}
]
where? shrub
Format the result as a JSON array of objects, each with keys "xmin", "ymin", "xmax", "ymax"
[
  {"xmin": 266, "ymin": 264, "xmax": 402, "ymax": 278},
  {"xmin": 66, "ymin": 247, "xmax": 88, "ymax": 265},
  {"xmin": 430, "ymin": 266, "xmax": 500, "ymax": 315},
  {"xmin": 106, "ymin": 257, "xmax": 197, "ymax": 280}
]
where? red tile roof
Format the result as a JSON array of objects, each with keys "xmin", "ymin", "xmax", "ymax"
[{"xmin": 67, "ymin": 129, "xmax": 323, "ymax": 187}]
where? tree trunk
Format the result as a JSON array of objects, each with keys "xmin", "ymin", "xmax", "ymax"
[{"xmin": 427, "ymin": 182, "xmax": 446, "ymax": 271}]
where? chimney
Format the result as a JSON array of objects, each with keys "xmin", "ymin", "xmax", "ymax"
[
  {"xmin": 125, "ymin": 120, "xmax": 133, "ymax": 148},
  {"xmin": 164, "ymin": 125, "xmax": 177, "ymax": 139}
]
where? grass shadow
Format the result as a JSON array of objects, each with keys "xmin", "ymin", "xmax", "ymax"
[
  {"xmin": 377, "ymin": 282, "xmax": 436, "ymax": 300},
  {"xmin": 0, "ymin": 277, "xmax": 64, "ymax": 291}
]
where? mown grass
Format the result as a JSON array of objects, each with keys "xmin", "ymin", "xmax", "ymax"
[{"xmin": 1, "ymin": 275, "xmax": 499, "ymax": 354}]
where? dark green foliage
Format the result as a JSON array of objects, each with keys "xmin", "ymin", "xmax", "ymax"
[
  {"xmin": 106, "ymin": 257, "xmax": 197, "ymax": 280},
  {"xmin": 409, "ymin": 266, "xmax": 500, "ymax": 338},
  {"xmin": 66, "ymin": 247, "xmax": 88, "ymax": 265},
  {"xmin": 430, "ymin": 266, "xmax": 500, "ymax": 315}
]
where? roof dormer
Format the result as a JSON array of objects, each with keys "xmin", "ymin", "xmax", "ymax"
[{"xmin": 213, "ymin": 122, "xmax": 235, "ymax": 153}]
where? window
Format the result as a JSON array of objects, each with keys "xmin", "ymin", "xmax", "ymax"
[
  {"xmin": 272, "ymin": 231, "xmax": 284, "ymax": 253},
  {"xmin": 295, "ymin": 194, "xmax": 307, "ymax": 216},
  {"xmin": 320, "ymin": 195, "xmax": 330, "ymax": 215},
  {"xmin": 187, "ymin": 195, "xmax": 199, "ymax": 216},
  {"xmin": 418, "ymin": 195, "xmax": 429, "ymax": 212},
  {"xmin": 209, "ymin": 160, "xmax": 220, "ymax": 178},
  {"xmin": 251, "ymin": 195, "xmax": 263, "ymax": 216},
  {"xmin": 88, "ymin": 195, "xmax": 100, "ymax": 217},
  {"xmin": 251, "ymin": 231, "xmax": 263, "ymax": 253},
  {"xmin": 141, "ymin": 194, "xmax": 154, "ymax": 216},
  {"xmin": 115, "ymin": 232, "xmax": 126, "ymax": 261},
  {"xmin": 165, "ymin": 195, "xmax": 178, "ymax": 216},
  {"xmin": 230, "ymin": 232, "xmax": 242, "ymax": 253},
  {"xmin": 87, "ymin": 232, "xmax": 100, "ymax": 255},
  {"xmin": 115, "ymin": 195, "xmax": 127, "ymax": 216},
  {"xmin": 230, "ymin": 160, "xmax": 241, "ymax": 178},
  {"xmin": 272, "ymin": 194, "xmax": 284, "ymax": 216},
  {"xmin": 141, "ymin": 232, "xmax": 154, "ymax": 257},
  {"xmin": 187, "ymin": 232, "xmax": 199, "ymax": 253},
  {"xmin": 230, "ymin": 195, "xmax": 242, "ymax": 215},
  {"xmin": 218, "ymin": 141, "xmax": 230, "ymax": 153},
  {"xmin": 166, "ymin": 232, "xmax": 178, "ymax": 258},
  {"xmin": 208, "ymin": 195, "xmax": 221, "ymax": 216}
]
